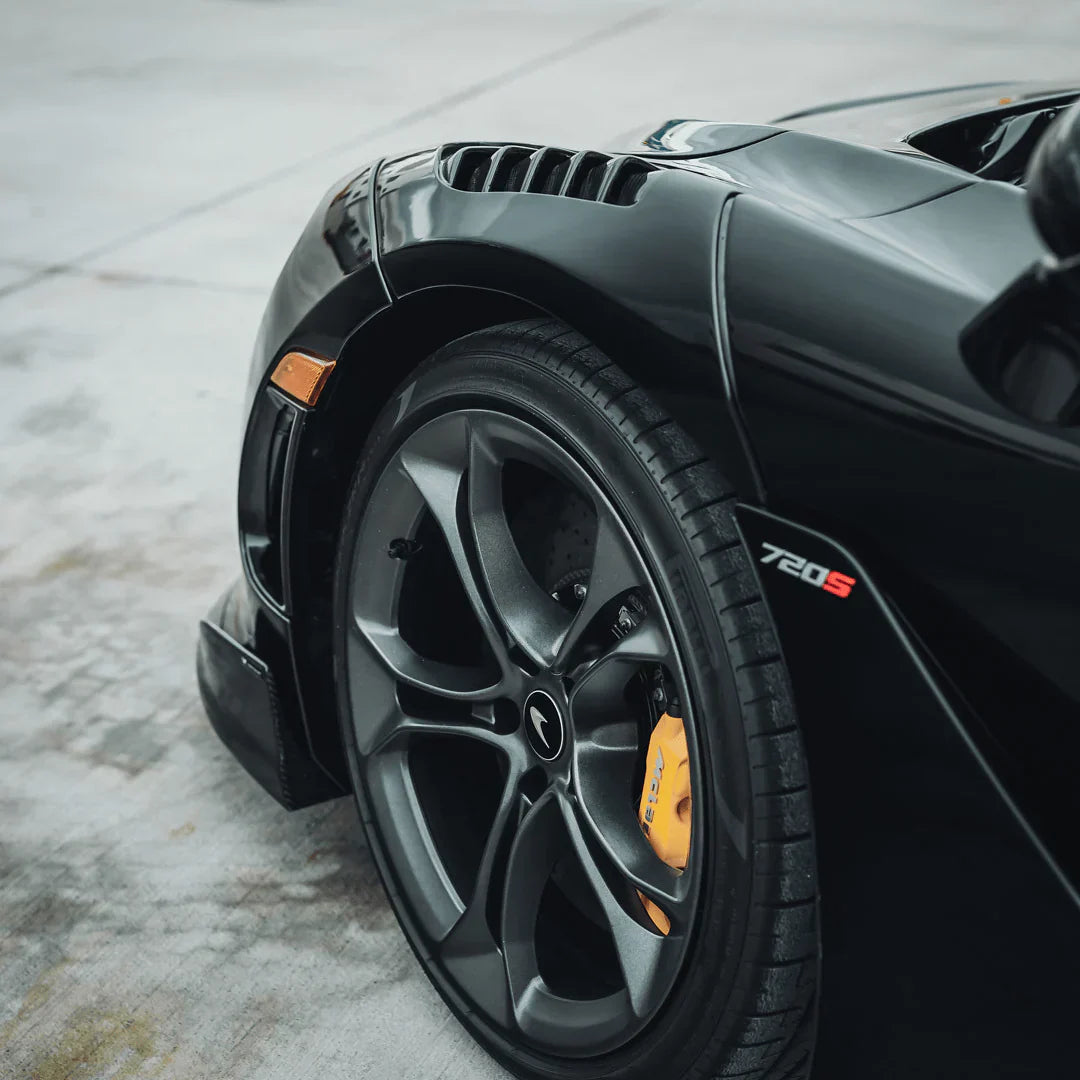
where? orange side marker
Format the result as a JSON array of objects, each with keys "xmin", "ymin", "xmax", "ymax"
[{"xmin": 270, "ymin": 350, "xmax": 336, "ymax": 406}]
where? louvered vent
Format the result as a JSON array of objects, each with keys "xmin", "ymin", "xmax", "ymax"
[{"xmin": 440, "ymin": 144, "xmax": 657, "ymax": 206}]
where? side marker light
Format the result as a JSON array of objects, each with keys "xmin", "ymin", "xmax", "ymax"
[{"xmin": 270, "ymin": 351, "xmax": 336, "ymax": 405}]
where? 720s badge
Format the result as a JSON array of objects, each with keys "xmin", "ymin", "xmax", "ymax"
[{"xmin": 759, "ymin": 542, "xmax": 857, "ymax": 599}]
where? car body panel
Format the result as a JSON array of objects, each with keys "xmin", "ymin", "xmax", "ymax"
[
  {"xmin": 723, "ymin": 184, "xmax": 1080, "ymax": 712},
  {"xmin": 376, "ymin": 147, "xmax": 727, "ymax": 361},
  {"xmin": 739, "ymin": 505, "xmax": 1080, "ymax": 1077},
  {"xmin": 666, "ymin": 129, "xmax": 971, "ymax": 216},
  {"xmin": 610, "ymin": 120, "xmax": 779, "ymax": 158},
  {"xmin": 246, "ymin": 162, "xmax": 388, "ymax": 407}
]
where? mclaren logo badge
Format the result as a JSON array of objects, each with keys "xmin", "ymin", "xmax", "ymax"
[
  {"xmin": 529, "ymin": 704, "xmax": 551, "ymax": 749},
  {"xmin": 523, "ymin": 690, "xmax": 564, "ymax": 761}
]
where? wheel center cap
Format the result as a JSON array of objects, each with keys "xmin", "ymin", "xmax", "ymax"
[{"xmin": 523, "ymin": 689, "xmax": 565, "ymax": 762}]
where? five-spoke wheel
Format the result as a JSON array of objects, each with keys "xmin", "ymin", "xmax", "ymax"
[
  {"xmin": 343, "ymin": 409, "xmax": 699, "ymax": 1054},
  {"xmin": 333, "ymin": 321, "xmax": 818, "ymax": 1079}
]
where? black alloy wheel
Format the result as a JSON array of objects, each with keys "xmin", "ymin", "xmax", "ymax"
[{"xmin": 334, "ymin": 321, "xmax": 819, "ymax": 1080}]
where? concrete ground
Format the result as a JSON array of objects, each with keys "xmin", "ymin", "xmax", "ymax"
[{"xmin": 0, "ymin": 2, "xmax": 1076, "ymax": 1077}]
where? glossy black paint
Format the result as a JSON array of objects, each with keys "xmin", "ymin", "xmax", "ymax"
[
  {"xmin": 198, "ymin": 82, "xmax": 1080, "ymax": 1074},
  {"xmin": 739, "ymin": 506, "xmax": 1080, "ymax": 1078},
  {"xmin": 606, "ymin": 120, "xmax": 779, "ymax": 157},
  {"xmin": 244, "ymin": 161, "xmax": 389, "ymax": 409},
  {"xmin": 196, "ymin": 579, "xmax": 340, "ymax": 807},
  {"xmin": 229, "ymin": 158, "xmax": 392, "ymax": 792},
  {"xmin": 722, "ymin": 181, "xmax": 1080, "ymax": 745}
]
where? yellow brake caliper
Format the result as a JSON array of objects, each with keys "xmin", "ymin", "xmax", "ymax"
[{"xmin": 637, "ymin": 711, "xmax": 692, "ymax": 935}]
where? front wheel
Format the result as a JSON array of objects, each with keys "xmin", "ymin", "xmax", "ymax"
[{"xmin": 333, "ymin": 320, "xmax": 819, "ymax": 1079}]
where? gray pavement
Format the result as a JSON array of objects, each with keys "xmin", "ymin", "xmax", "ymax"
[{"xmin": 0, "ymin": 3, "xmax": 1077, "ymax": 1078}]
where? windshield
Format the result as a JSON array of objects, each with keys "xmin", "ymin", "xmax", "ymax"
[{"xmin": 907, "ymin": 93, "xmax": 1080, "ymax": 184}]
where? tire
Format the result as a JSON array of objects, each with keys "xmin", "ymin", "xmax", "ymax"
[{"xmin": 332, "ymin": 319, "xmax": 819, "ymax": 1080}]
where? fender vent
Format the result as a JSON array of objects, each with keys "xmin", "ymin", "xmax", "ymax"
[{"xmin": 440, "ymin": 144, "xmax": 657, "ymax": 206}]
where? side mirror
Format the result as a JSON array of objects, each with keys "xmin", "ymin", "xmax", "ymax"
[
  {"xmin": 959, "ymin": 104, "xmax": 1080, "ymax": 424},
  {"xmin": 1027, "ymin": 101, "xmax": 1080, "ymax": 258}
]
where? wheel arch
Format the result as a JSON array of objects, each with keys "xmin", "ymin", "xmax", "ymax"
[
  {"xmin": 283, "ymin": 281, "xmax": 742, "ymax": 785},
  {"xmin": 284, "ymin": 285, "xmax": 539, "ymax": 785}
]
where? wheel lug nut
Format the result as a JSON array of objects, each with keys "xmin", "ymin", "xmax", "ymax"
[{"xmin": 573, "ymin": 583, "xmax": 588, "ymax": 600}]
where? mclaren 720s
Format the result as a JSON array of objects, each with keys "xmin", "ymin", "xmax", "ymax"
[{"xmin": 198, "ymin": 84, "xmax": 1080, "ymax": 1079}]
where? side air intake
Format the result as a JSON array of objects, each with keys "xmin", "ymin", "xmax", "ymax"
[{"xmin": 440, "ymin": 144, "xmax": 657, "ymax": 206}]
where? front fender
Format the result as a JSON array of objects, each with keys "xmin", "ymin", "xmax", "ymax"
[{"xmin": 245, "ymin": 159, "xmax": 391, "ymax": 411}]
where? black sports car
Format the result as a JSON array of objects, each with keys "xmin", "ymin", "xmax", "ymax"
[{"xmin": 197, "ymin": 82, "xmax": 1080, "ymax": 1079}]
